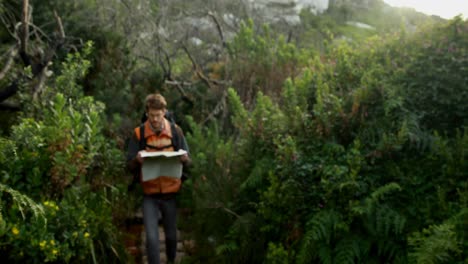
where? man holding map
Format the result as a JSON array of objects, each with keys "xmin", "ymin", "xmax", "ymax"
[{"xmin": 126, "ymin": 93, "xmax": 191, "ymax": 264}]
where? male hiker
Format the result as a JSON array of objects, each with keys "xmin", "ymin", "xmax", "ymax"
[{"xmin": 127, "ymin": 93, "xmax": 191, "ymax": 264}]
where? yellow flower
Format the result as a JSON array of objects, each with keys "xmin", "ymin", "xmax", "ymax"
[
  {"xmin": 49, "ymin": 240, "xmax": 55, "ymax": 245},
  {"xmin": 12, "ymin": 227, "xmax": 19, "ymax": 236},
  {"xmin": 84, "ymin": 232, "xmax": 90, "ymax": 238},
  {"xmin": 52, "ymin": 249, "xmax": 58, "ymax": 255},
  {"xmin": 44, "ymin": 201, "xmax": 49, "ymax": 206},
  {"xmin": 55, "ymin": 205, "xmax": 59, "ymax": 211},
  {"xmin": 39, "ymin": 240, "xmax": 47, "ymax": 248}
]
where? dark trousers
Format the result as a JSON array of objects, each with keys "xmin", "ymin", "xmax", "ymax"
[{"xmin": 143, "ymin": 195, "xmax": 177, "ymax": 264}]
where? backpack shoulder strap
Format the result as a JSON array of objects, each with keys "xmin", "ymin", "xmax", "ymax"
[
  {"xmin": 139, "ymin": 123, "xmax": 145, "ymax": 150},
  {"xmin": 170, "ymin": 122, "xmax": 181, "ymax": 151}
]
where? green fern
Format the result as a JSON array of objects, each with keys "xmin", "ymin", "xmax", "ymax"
[
  {"xmin": 298, "ymin": 210, "xmax": 347, "ymax": 263},
  {"xmin": 297, "ymin": 227, "xmax": 315, "ymax": 263},
  {"xmin": 351, "ymin": 182, "xmax": 401, "ymax": 216},
  {"xmin": 350, "ymin": 183, "xmax": 406, "ymax": 260},
  {"xmin": 369, "ymin": 182, "xmax": 401, "ymax": 202},
  {"xmin": 352, "ymin": 237, "xmax": 371, "ymax": 263},
  {"xmin": 334, "ymin": 238, "xmax": 359, "ymax": 264},
  {"xmin": 310, "ymin": 210, "xmax": 345, "ymax": 243},
  {"xmin": 239, "ymin": 158, "xmax": 269, "ymax": 192},
  {"xmin": 409, "ymin": 208, "xmax": 468, "ymax": 263},
  {"xmin": 409, "ymin": 223, "xmax": 460, "ymax": 264},
  {"xmin": 375, "ymin": 205, "xmax": 406, "ymax": 237},
  {"xmin": 215, "ymin": 241, "xmax": 239, "ymax": 256},
  {"xmin": 0, "ymin": 183, "xmax": 46, "ymax": 233},
  {"xmin": 213, "ymin": 211, "xmax": 262, "ymax": 262},
  {"xmin": 317, "ymin": 244, "xmax": 333, "ymax": 264}
]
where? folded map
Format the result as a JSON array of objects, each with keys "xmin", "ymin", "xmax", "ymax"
[{"xmin": 141, "ymin": 150, "xmax": 187, "ymax": 181}]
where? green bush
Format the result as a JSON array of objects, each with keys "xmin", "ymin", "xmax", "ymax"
[
  {"xmin": 184, "ymin": 18, "xmax": 468, "ymax": 263},
  {"xmin": 0, "ymin": 42, "xmax": 130, "ymax": 263}
]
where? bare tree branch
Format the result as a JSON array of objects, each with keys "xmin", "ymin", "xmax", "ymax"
[
  {"xmin": 31, "ymin": 10, "xmax": 66, "ymax": 101},
  {"xmin": 157, "ymin": 41, "xmax": 172, "ymax": 80},
  {"xmin": 165, "ymin": 77, "xmax": 187, "ymax": 98},
  {"xmin": 165, "ymin": 80, "xmax": 193, "ymax": 86},
  {"xmin": 30, "ymin": 24, "xmax": 48, "ymax": 45},
  {"xmin": 32, "ymin": 64, "xmax": 49, "ymax": 101},
  {"xmin": 53, "ymin": 10, "xmax": 66, "ymax": 39},
  {"xmin": 120, "ymin": 0, "xmax": 132, "ymax": 10},
  {"xmin": 20, "ymin": 0, "xmax": 30, "ymax": 55},
  {"xmin": 0, "ymin": 46, "xmax": 17, "ymax": 80},
  {"xmin": 182, "ymin": 45, "xmax": 215, "ymax": 91},
  {"xmin": 207, "ymin": 11, "xmax": 226, "ymax": 48},
  {"xmin": 181, "ymin": 42, "xmax": 231, "ymax": 124},
  {"xmin": 0, "ymin": 6, "xmax": 18, "ymax": 39},
  {"xmin": 0, "ymin": 82, "xmax": 18, "ymax": 102},
  {"xmin": 154, "ymin": 37, "xmax": 193, "ymax": 101},
  {"xmin": 0, "ymin": 4, "xmax": 77, "ymax": 112},
  {"xmin": 209, "ymin": 202, "xmax": 241, "ymax": 219},
  {"xmin": 202, "ymin": 89, "xmax": 228, "ymax": 124},
  {"xmin": 0, "ymin": 101, "xmax": 21, "ymax": 111}
]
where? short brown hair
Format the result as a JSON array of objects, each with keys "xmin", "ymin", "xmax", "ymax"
[{"xmin": 145, "ymin": 93, "xmax": 167, "ymax": 111}]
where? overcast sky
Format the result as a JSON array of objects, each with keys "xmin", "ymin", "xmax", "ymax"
[{"xmin": 383, "ymin": 0, "xmax": 468, "ymax": 19}]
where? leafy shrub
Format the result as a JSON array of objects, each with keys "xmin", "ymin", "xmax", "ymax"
[
  {"xmin": 0, "ymin": 42, "xmax": 130, "ymax": 263},
  {"xmin": 184, "ymin": 18, "xmax": 468, "ymax": 263}
]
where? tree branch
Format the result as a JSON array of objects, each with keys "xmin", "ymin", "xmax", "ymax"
[
  {"xmin": 165, "ymin": 80, "xmax": 193, "ymax": 86},
  {"xmin": 0, "ymin": 6, "xmax": 17, "ymax": 39},
  {"xmin": 53, "ymin": 10, "xmax": 66, "ymax": 39},
  {"xmin": 182, "ymin": 45, "xmax": 215, "ymax": 91},
  {"xmin": 157, "ymin": 42, "xmax": 172, "ymax": 81},
  {"xmin": 0, "ymin": 101, "xmax": 21, "ymax": 111},
  {"xmin": 31, "ymin": 11, "xmax": 66, "ymax": 101},
  {"xmin": 202, "ymin": 89, "xmax": 228, "ymax": 124},
  {"xmin": 0, "ymin": 82, "xmax": 19, "ymax": 103},
  {"xmin": 29, "ymin": 23, "xmax": 52, "ymax": 43},
  {"xmin": 207, "ymin": 11, "xmax": 226, "ymax": 48},
  {"xmin": 32, "ymin": 65, "xmax": 49, "ymax": 101},
  {"xmin": 0, "ymin": 46, "xmax": 17, "ymax": 80},
  {"xmin": 20, "ymin": 0, "xmax": 30, "ymax": 55},
  {"xmin": 210, "ymin": 202, "xmax": 241, "ymax": 219}
]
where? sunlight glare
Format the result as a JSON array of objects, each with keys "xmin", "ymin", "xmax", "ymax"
[{"xmin": 383, "ymin": 0, "xmax": 468, "ymax": 19}]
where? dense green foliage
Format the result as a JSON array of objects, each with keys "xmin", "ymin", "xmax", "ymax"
[
  {"xmin": 0, "ymin": 43, "xmax": 132, "ymax": 263},
  {"xmin": 0, "ymin": 0, "xmax": 466, "ymax": 263},
  {"xmin": 183, "ymin": 18, "xmax": 468, "ymax": 263}
]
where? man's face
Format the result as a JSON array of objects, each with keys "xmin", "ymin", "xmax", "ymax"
[{"xmin": 147, "ymin": 108, "xmax": 165, "ymax": 129}]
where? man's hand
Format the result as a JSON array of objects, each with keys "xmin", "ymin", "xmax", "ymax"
[
  {"xmin": 136, "ymin": 151, "xmax": 145, "ymax": 164},
  {"xmin": 180, "ymin": 154, "xmax": 189, "ymax": 163}
]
